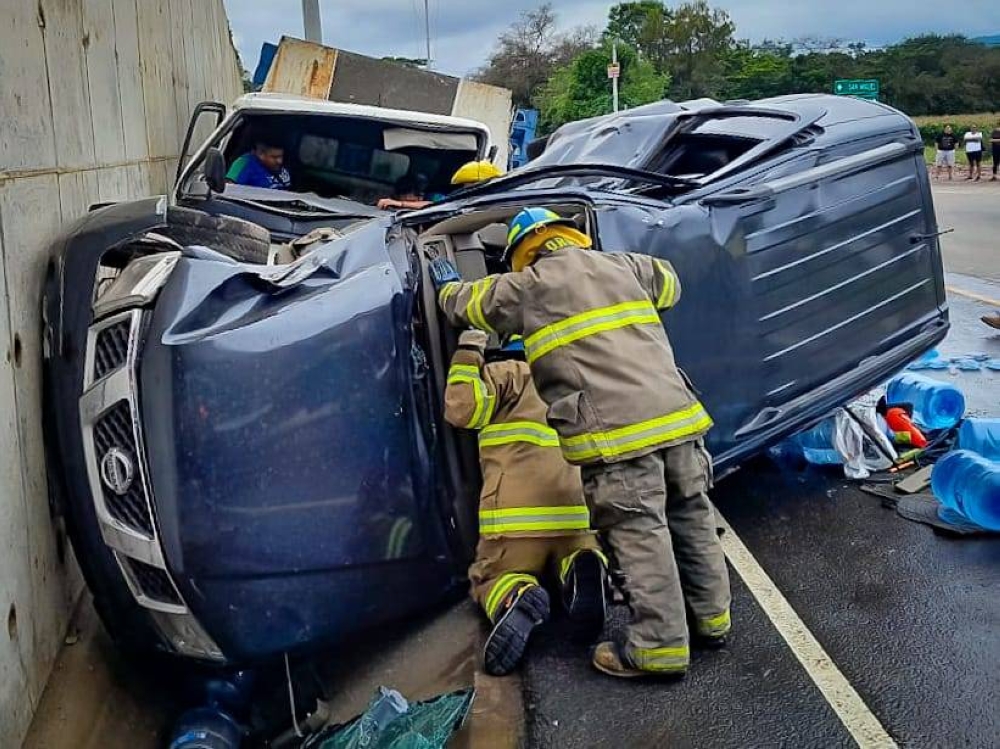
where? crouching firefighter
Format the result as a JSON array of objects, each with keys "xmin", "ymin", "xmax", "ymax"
[
  {"xmin": 429, "ymin": 207, "xmax": 732, "ymax": 679},
  {"xmin": 444, "ymin": 329, "xmax": 608, "ymax": 676}
]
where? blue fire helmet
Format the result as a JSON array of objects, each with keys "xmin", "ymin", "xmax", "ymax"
[{"xmin": 501, "ymin": 207, "xmax": 576, "ymax": 267}]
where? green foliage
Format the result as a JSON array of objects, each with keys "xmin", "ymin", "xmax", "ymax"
[
  {"xmin": 604, "ymin": 1, "xmax": 664, "ymax": 55},
  {"xmin": 604, "ymin": 1, "xmax": 734, "ymax": 99},
  {"xmin": 482, "ymin": 1, "xmax": 1000, "ymax": 135},
  {"xmin": 719, "ymin": 43, "xmax": 792, "ymax": 100},
  {"xmin": 534, "ymin": 43, "xmax": 669, "ymax": 133}
]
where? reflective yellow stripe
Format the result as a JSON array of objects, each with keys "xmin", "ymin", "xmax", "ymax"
[
  {"xmin": 480, "ymin": 505, "xmax": 591, "ymax": 519},
  {"xmin": 524, "ymin": 300, "xmax": 661, "ymax": 363},
  {"xmin": 447, "ymin": 364, "xmax": 480, "ymax": 379},
  {"xmin": 558, "ymin": 548, "xmax": 608, "ymax": 583},
  {"xmin": 469, "ymin": 378, "xmax": 494, "ymax": 429},
  {"xmin": 696, "ymin": 609, "xmax": 732, "ymax": 638},
  {"xmin": 654, "ymin": 260, "xmax": 676, "ymax": 309},
  {"xmin": 484, "ymin": 573, "xmax": 537, "ymax": 621},
  {"xmin": 479, "ymin": 505, "xmax": 591, "ymax": 536},
  {"xmin": 466, "ymin": 277, "xmax": 497, "ymax": 333},
  {"xmin": 386, "ymin": 518, "xmax": 412, "ymax": 559},
  {"xmin": 561, "ymin": 403, "xmax": 713, "ymax": 461},
  {"xmin": 439, "ymin": 282, "xmax": 460, "ymax": 303},
  {"xmin": 507, "ymin": 224, "xmax": 520, "ymax": 245},
  {"xmin": 446, "ymin": 364, "xmax": 495, "ymax": 429},
  {"xmin": 479, "ymin": 420, "xmax": 560, "ymax": 448},
  {"xmin": 631, "ymin": 644, "xmax": 690, "ymax": 672}
]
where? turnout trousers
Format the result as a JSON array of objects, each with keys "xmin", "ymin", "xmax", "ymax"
[
  {"xmin": 469, "ymin": 534, "xmax": 603, "ymax": 622},
  {"xmin": 580, "ymin": 440, "xmax": 731, "ymax": 673}
]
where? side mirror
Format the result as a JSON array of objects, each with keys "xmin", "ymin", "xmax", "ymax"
[
  {"xmin": 488, "ymin": 144, "xmax": 499, "ymax": 162},
  {"xmin": 204, "ymin": 148, "xmax": 227, "ymax": 194}
]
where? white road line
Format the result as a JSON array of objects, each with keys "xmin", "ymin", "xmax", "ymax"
[{"xmin": 715, "ymin": 512, "xmax": 899, "ymax": 749}]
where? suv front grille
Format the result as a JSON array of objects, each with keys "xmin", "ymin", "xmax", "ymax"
[
  {"xmin": 92, "ymin": 401, "xmax": 154, "ymax": 537},
  {"xmin": 93, "ymin": 319, "xmax": 131, "ymax": 381},
  {"xmin": 125, "ymin": 558, "xmax": 182, "ymax": 606}
]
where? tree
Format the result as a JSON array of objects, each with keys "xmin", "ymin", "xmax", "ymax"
[
  {"xmin": 659, "ymin": 1, "xmax": 735, "ymax": 99},
  {"xmin": 475, "ymin": 4, "xmax": 595, "ymax": 108},
  {"xmin": 535, "ymin": 42, "xmax": 669, "ymax": 133},
  {"xmin": 605, "ymin": 1, "xmax": 666, "ymax": 56},
  {"xmin": 603, "ymin": 1, "xmax": 735, "ymax": 99},
  {"xmin": 720, "ymin": 43, "xmax": 792, "ymax": 101}
]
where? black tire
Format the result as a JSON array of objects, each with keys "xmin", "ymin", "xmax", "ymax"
[{"xmin": 164, "ymin": 206, "xmax": 271, "ymax": 264}]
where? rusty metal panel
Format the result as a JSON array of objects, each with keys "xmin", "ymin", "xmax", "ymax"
[{"xmin": 263, "ymin": 36, "xmax": 338, "ymax": 100}]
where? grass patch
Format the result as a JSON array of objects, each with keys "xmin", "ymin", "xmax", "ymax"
[{"xmin": 911, "ymin": 112, "xmax": 1000, "ymax": 128}]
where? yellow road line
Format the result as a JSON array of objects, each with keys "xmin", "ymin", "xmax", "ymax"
[{"xmin": 946, "ymin": 285, "xmax": 1000, "ymax": 308}]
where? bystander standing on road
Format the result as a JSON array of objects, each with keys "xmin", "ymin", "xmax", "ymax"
[
  {"xmin": 964, "ymin": 126, "xmax": 984, "ymax": 181},
  {"xmin": 935, "ymin": 126, "xmax": 958, "ymax": 180},
  {"xmin": 991, "ymin": 122, "xmax": 1000, "ymax": 181}
]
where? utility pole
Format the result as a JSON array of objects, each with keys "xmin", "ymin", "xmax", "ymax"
[
  {"xmin": 423, "ymin": 0, "xmax": 432, "ymax": 69},
  {"xmin": 611, "ymin": 42, "xmax": 620, "ymax": 113},
  {"xmin": 302, "ymin": 0, "xmax": 322, "ymax": 44}
]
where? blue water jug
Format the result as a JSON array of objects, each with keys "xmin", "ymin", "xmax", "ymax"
[
  {"xmin": 791, "ymin": 418, "xmax": 841, "ymax": 465},
  {"xmin": 931, "ymin": 450, "xmax": 1000, "ymax": 530},
  {"xmin": 958, "ymin": 418, "xmax": 1000, "ymax": 461},
  {"xmin": 168, "ymin": 707, "xmax": 242, "ymax": 749},
  {"xmin": 885, "ymin": 373, "xmax": 965, "ymax": 430}
]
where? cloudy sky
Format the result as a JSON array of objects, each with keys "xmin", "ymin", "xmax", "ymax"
[{"xmin": 223, "ymin": 0, "xmax": 1000, "ymax": 77}]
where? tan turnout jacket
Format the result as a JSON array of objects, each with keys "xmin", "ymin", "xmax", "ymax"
[
  {"xmin": 439, "ymin": 246, "xmax": 711, "ymax": 465},
  {"xmin": 443, "ymin": 348, "xmax": 589, "ymax": 539}
]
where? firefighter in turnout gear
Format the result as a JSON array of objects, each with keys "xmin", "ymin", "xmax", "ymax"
[
  {"xmin": 428, "ymin": 207, "xmax": 732, "ymax": 679},
  {"xmin": 444, "ymin": 329, "xmax": 608, "ymax": 676}
]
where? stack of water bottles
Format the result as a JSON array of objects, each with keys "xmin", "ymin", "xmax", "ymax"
[
  {"xmin": 932, "ymin": 418, "xmax": 1000, "ymax": 531},
  {"xmin": 883, "ymin": 371, "xmax": 999, "ymax": 530}
]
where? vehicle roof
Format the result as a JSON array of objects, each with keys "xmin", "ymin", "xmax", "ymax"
[
  {"xmin": 532, "ymin": 93, "xmax": 915, "ymax": 171},
  {"xmin": 233, "ymin": 93, "xmax": 491, "ymax": 136}
]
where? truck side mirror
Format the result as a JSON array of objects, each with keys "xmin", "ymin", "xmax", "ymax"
[
  {"xmin": 204, "ymin": 148, "xmax": 227, "ymax": 194},
  {"xmin": 488, "ymin": 145, "xmax": 498, "ymax": 162}
]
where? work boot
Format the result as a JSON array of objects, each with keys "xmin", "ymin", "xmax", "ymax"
[
  {"xmin": 561, "ymin": 550, "xmax": 608, "ymax": 643},
  {"xmin": 591, "ymin": 642, "xmax": 687, "ymax": 680},
  {"xmin": 983, "ymin": 313, "xmax": 1000, "ymax": 331},
  {"xmin": 693, "ymin": 632, "xmax": 728, "ymax": 650},
  {"xmin": 688, "ymin": 608, "xmax": 731, "ymax": 650},
  {"xmin": 483, "ymin": 584, "xmax": 550, "ymax": 676}
]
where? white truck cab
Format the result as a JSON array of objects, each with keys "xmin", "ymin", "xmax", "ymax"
[{"xmin": 174, "ymin": 93, "xmax": 496, "ymax": 209}]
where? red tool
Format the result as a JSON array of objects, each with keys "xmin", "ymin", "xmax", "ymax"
[{"xmin": 876, "ymin": 397, "xmax": 928, "ymax": 448}]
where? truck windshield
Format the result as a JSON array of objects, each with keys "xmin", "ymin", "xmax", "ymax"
[{"xmin": 220, "ymin": 112, "xmax": 483, "ymax": 207}]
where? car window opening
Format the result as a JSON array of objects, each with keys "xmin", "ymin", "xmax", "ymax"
[{"xmin": 220, "ymin": 113, "xmax": 484, "ymax": 208}]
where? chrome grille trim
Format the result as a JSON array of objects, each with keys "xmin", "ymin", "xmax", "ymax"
[
  {"xmin": 80, "ymin": 305, "xmax": 224, "ymax": 661},
  {"xmin": 83, "ymin": 309, "xmax": 139, "ymax": 391}
]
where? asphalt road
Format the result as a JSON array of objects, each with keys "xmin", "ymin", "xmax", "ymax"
[
  {"xmin": 524, "ymin": 262, "xmax": 1000, "ymax": 744},
  {"xmin": 932, "ymin": 182, "xmax": 1000, "ymax": 284}
]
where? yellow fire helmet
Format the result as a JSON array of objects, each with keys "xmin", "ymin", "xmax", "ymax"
[
  {"xmin": 510, "ymin": 224, "xmax": 592, "ymax": 272},
  {"xmin": 451, "ymin": 160, "xmax": 504, "ymax": 186}
]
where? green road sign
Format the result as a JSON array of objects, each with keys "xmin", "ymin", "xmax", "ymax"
[{"xmin": 834, "ymin": 79, "xmax": 879, "ymax": 100}]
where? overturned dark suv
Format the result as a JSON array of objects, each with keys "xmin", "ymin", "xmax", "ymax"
[{"xmin": 43, "ymin": 93, "xmax": 947, "ymax": 666}]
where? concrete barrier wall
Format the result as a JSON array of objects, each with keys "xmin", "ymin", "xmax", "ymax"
[{"xmin": 0, "ymin": 1, "xmax": 242, "ymax": 744}]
